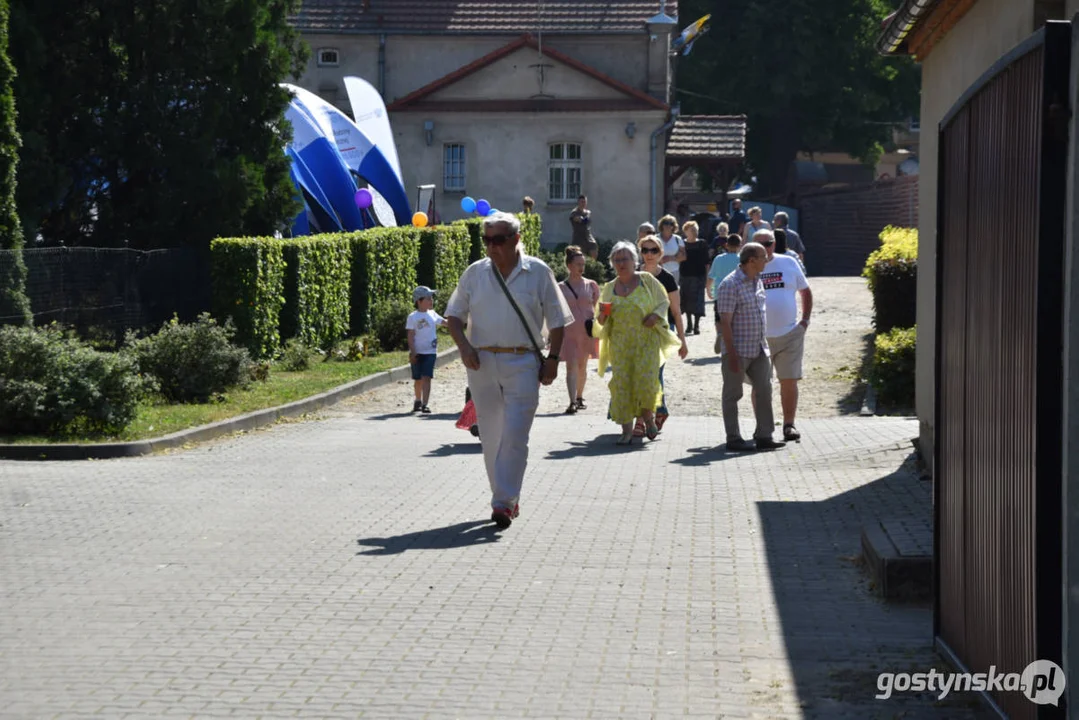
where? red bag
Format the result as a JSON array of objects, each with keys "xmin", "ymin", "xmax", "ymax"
[{"xmin": 456, "ymin": 399, "xmax": 477, "ymax": 430}]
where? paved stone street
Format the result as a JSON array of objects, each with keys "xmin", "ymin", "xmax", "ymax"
[{"xmin": 1, "ymin": 407, "xmax": 988, "ymax": 719}]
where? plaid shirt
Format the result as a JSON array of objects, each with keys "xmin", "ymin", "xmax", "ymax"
[{"xmin": 715, "ymin": 266, "xmax": 769, "ymax": 359}]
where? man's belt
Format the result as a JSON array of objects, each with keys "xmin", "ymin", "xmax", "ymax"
[{"xmin": 477, "ymin": 346, "xmax": 533, "ymax": 354}]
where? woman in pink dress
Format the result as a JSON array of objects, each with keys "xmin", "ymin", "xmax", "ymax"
[{"xmin": 559, "ymin": 245, "xmax": 600, "ymax": 414}]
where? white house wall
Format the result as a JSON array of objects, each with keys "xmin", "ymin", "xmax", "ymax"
[
  {"xmin": 915, "ymin": 0, "xmax": 1036, "ymax": 469},
  {"xmin": 427, "ymin": 48, "xmax": 628, "ymax": 101},
  {"xmin": 392, "ymin": 111, "xmax": 668, "ymax": 246}
]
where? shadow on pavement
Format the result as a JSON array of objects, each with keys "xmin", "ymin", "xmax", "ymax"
[
  {"xmin": 668, "ymin": 445, "xmax": 749, "ymax": 466},
  {"xmin": 545, "ymin": 436, "xmax": 650, "ymax": 458},
  {"xmin": 364, "ymin": 411, "xmax": 417, "ymax": 421},
  {"xmin": 424, "ymin": 443, "xmax": 482, "ymax": 456},
  {"xmin": 836, "ymin": 332, "xmax": 875, "ymax": 415},
  {"xmin": 757, "ymin": 457, "xmax": 991, "ymax": 719},
  {"xmin": 419, "ymin": 412, "xmax": 460, "ymax": 421},
  {"xmin": 684, "ymin": 355, "xmax": 722, "ymax": 366},
  {"xmin": 356, "ymin": 520, "xmax": 500, "ymax": 555}
]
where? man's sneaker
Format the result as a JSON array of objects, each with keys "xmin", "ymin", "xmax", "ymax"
[
  {"xmin": 755, "ymin": 437, "xmax": 787, "ymax": 451},
  {"xmin": 726, "ymin": 437, "xmax": 756, "ymax": 452},
  {"xmin": 783, "ymin": 424, "xmax": 801, "ymax": 441},
  {"xmin": 412, "ymin": 400, "xmax": 423, "ymax": 412},
  {"xmin": 491, "ymin": 504, "xmax": 520, "ymax": 529}
]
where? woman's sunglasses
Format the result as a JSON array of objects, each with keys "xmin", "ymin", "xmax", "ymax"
[{"xmin": 640, "ymin": 246, "xmax": 661, "ymax": 254}]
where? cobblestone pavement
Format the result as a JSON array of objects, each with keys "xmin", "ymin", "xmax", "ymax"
[{"xmin": 1, "ymin": 411, "xmax": 989, "ymax": 719}]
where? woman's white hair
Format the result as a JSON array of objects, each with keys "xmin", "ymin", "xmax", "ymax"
[
  {"xmin": 482, "ymin": 211, "xmax": 521, "ymax": 235},
  {"xmin": 608, "ymin": 240, "xmax": 639, "ymax": 269}
]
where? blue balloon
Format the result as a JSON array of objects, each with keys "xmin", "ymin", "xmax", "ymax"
[
  {"xmin": 476, "ymin": 199, "xmax": 491, "ymax": 216},
  {"xmin": 487, "ymin": 208, "xmax": 498, "ymax": 216},
  {"xmin": 461, "ymin": 196, "xmax": 476, "ymax": 213}
]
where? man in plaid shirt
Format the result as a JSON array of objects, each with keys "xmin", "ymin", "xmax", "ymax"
[{"xmin": 715, "ymin": 243, "xmax": 786, "ymax": 451}]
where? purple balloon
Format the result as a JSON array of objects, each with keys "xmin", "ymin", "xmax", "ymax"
[
  {"xmin": 475, "ymin": 199, "xmax": 491, "ymax": 216},
  {"xmin": 354, "ymin": 188, "xmax": 373, "ymax": 209}
]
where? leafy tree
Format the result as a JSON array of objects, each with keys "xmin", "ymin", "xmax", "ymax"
[
  {"xmin": 675, "ymin": 0, "xmax": 920, "ymax": 197},
  {"xmin": 10, "ymin": 0, "xmax": 309, "ymax": 249},
  {"xmin": 0, "ymin": 0, "xmax": 30, "ymax": 325}
]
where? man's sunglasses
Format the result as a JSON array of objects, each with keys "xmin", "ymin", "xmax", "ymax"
[
  {"xmin": 483, "ymin": 233, "xmax": 513, "ymax": 245},
  {"xmin": 640, "ymin": 246, "xmax": 661, "ymax": 254}
]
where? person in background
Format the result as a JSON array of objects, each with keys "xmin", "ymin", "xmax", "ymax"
[
  {"xmin": 774, "ymin": 229, "xmax": 806, "ymax": 274},
  {"xmin": 637, "ymin": 222, "xmax": 656, "ymax": 241},
  {"xmin": 657, "ymin": 215, "xmax": 686, "ymax": 285},
  {"xmin": 679, "ymin": 220, "xmax": 710, "ymax": 335},
  {"xmin": 741, "ymin": 206, "xmax": 771, "ymax": 243},
  {"xmin": 709, "ymin": 221, "xmax": 730, "ymax": 259},
  {"xmin": 569, "ymin": 194, "xmax": 599, "ymax": 259},
  {"xmin": 772, "ymin": 212, "xmax": 804, "ymax": 262},
  {"xmin": 558, "ymin": 245, "xmax": 600, "ymax": 414},
  {"xmin": 727, "ymin": 198, "xmax": 747, "ymax": 237},
  {"xmin": 522, "ymin": 196, "xmax": 535, "ymax": 214},
  {"xmin": 707, "ymin": 234, "xmax": 743, "ymax": 353},
  {"xmin": 406, "ymin": 286, "xmax": 445, "ymax": 414},
  {"xmin": 638, "ymin": 233, "xmax": 688, "ymax": 433}
]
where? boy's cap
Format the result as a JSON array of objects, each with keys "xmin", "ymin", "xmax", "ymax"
[{"xmin": 413, "ymin": 286, "xmax": 436, "ymax": 301}]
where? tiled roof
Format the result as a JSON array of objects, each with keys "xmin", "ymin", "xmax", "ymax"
[
  {"xmin": 291, "ymin": 1, "xmax": 680, "ymax": 34},
  {"xmin": 666, "ymin": 115, "xmax": 747, "ymax": 161}
]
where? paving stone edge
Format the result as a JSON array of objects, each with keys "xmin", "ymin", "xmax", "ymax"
[{"xmin": 0, "ymin": 348, "xmax": 461, "ymax": 461}]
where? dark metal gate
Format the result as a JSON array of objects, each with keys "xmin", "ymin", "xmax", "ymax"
[{"xmin": 934, "ymin": 21, "xmax": 1070, "ymax": 720}]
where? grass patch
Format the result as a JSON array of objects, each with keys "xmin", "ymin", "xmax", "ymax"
[{"xmin": 2, "ymin": 335, "xmax": 454, "ymax": 445}]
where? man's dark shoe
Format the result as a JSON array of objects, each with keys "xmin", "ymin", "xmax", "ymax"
[
  {"xmin": 412, "ymin": 399, "xmax": 423, "ymax": 412},
  {"xmin": 492, "ymin": 507, "xmax": 514, "ymax": 529},
  {"xmin": 755, "ymin": 437, "xmax": 787, "ymax": 451},
  {"xmin": 726, "ymin": 437, "xmax": 756, "ymax": 452},
  {"xmin": 783, "ymin": 424, "xmax": 801, "ymax": 441}
]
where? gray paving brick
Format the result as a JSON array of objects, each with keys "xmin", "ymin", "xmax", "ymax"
[{"xmin": 0, "ymin": 414, "xmax": 990, "ymax": 719}]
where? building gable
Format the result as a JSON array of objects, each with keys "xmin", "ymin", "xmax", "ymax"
[{"xmin": 387, "ymin": 35, "xmax": 668, "ymax": 112}]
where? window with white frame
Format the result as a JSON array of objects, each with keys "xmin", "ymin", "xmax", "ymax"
[
  {"xmin": 548, "ymin": 142, "xmax": 582, "ymax": 202},
  {"xmin": 317, "ymin": 48, "xmax": 340, "ymax": 67},
  {"xmin": 443, "ymin": 144, "xmax": 466, "ymax": 191}
]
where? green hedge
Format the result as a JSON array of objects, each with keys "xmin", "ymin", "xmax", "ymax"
[
  {"xmin": 868, "ymin": 325, "xmax": 916, "ymax": 409},
  {"xmin": 348, "ymin": 227, "xmax": 421, "ymax": 335},
  {"xmin": 417, "ymin": 225, "xmax": 470, "ymax": 315},
  {"xmin": 454, "ymin": 218, "xmax": 485, "ymax": 263},
  {"xmin": 862, "ymin": 225, "xmax": 917, "ymax": 333},
  {"xmin": 211, "ymin": 237, "xmax": 286, "ymax": 359},
  {"xmin": 518, "ymin": 211, "xmax": 542, "ymax": 255},
  {"xmin": 280, "ymin": 235, "xmax": 352, "ymax": 349}
]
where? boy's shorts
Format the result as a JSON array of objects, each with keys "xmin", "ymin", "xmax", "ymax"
[{"xmin": 411, "ymin": 353, "xmax": 436, "ymax": 380}]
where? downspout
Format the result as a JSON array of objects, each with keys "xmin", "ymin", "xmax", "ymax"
[
  {"xmin": 650, "ymin": 104, "xmax": 679, "ymax": 224},
  {"xmin": 378, "ymin": 34, "xmax": 386, "ymax": 96}
]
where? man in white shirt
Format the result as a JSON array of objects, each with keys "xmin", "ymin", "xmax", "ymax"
[
  {"xmin": 755, "ymin": 229, "xmax": 813, "ymax": 442},
  {"xmin": 446, "ymin": 212, "xmax": 574, "ymax": 530}
]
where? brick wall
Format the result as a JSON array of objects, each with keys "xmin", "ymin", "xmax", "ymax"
[{"xmin": 799, "ymin": 175, "xmax": 919, "ymax": 276}]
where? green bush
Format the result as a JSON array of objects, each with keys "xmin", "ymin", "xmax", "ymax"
[
  {"xmin": 585, "ymin": 256, "xmax": 611, "ymax": 283},
  {"xmin": 280, "ymin": 338, "xmax": 312, "ymax": 371},
  {"xmin": 454, "ymin": 218, "xmax": 485, "ymax": 264},
  {"xmin": 868, "ymin": 325, "xmax": 916, "ymax": 409},
  {"xmin": 518, "ymin": 211, "xmax": 542, "ymax": 255},
  {"xmin": 371, "ymin": 297, "xmax": 414, "ymax": 352},
  {"xmin": 863, "ymin": 226, "xmax": 917, "ymax": 333},
  {"xmin": 128, "ymin": 313, "xmax": 254, "ymax": 403},
  {"xmin": 538, "ymin": 250, "xmax": 569, "ymax": 282},
  {"xmin": 280, "ymin": 234, "xmax": 351, "ymax": 350},
  {"xmin": 347, "ymin": 227, "xmax": 421, "ymax": 335},
  {"xmin": 417, "ymin": 224, "xmax": 470, "ymax": 316},
  {"xmin": 0, "ymin": 324, "xmax": 148, "ymax": 435},
  {"xmin": 210, "ymin": 236, "xmax": 286, "ymax": 359}
]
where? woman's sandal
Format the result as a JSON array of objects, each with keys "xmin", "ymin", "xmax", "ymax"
[
  {"xmin": 645, "ymin": 422, "xmax": 659, "ymax": 440},
  {"xmin": 633, "ymin": 419, "xmax": 646, "ymax": 438},
  {"xmin": 576, "ymin": 397, "xmax": 587, "ymax": 410},
  {"xmin": 616, "ymin": 433, "xmax": 633, "ymax": 445},
  {"xmin": 565, "ymin": 403, "xmax": 577, "ymax": 415}
]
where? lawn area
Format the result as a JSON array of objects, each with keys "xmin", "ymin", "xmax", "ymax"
[{"xmin": 2, "ymin": 336, "xmax": 454, "ymax": 445}]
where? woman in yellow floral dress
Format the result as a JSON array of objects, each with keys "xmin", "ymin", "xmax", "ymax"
[{"xmin": 594, "ymin": 241, "xmax": 682, "ymax": 445}]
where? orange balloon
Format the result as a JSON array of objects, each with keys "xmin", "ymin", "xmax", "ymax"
[{"xmin": 412, "ymin": 212, "xmax": 429, "ymax": 228}]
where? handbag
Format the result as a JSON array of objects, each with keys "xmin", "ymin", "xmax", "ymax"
[
  {"xmin": 561, "ymin": 279, "xmax": 595, "ymax": 337},
  {"xmin": 491, "ymin": 263, "xmax": 547, "ymax": 373}
]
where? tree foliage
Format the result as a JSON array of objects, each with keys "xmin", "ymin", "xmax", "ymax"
[
  {"xmin": 9, "ymin": 0, "xmax": 309, "ymax": 250},
  {"xmin": 675, "ymin": 0, "xmax": 920, "ymax": 197},
  {"xmin": 0, "ymin": 0, "xmax": 30, "ymax": 325}
]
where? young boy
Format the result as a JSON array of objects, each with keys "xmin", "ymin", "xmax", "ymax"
[{"xmin": 406, "ymin": 286, "xmax": 445, "ymax": 413}]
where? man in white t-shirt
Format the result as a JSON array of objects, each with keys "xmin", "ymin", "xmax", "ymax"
[{"xmin": 756, "ymin": 230, "xmax": 813, "ymax": 442}]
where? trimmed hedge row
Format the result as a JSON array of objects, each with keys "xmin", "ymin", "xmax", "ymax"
[
  {"xmin": 862, "ymin": 225, "xmax": 917, "ymax": 333},
  {"xmin": 868, "ymin": 325, "xmax": 916, "ymax": 409},
  {"xmin": 210, "ymin": 237, "xmax": 286, "ymax": 359},
  {"xmin": 213, "ymin": 219, "xmax": 487, "ymax": 356}
]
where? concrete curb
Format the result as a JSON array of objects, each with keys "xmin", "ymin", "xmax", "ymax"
[
  {"xmin": 860, "ymin": 521, "xmax": 932, "ymax": 601},
  {"xmin": 0, "ymin": 348, "xmax": 461, "ymax": 461},
  {"xmin": 860, "ymin": 383, "xmax": 878, "ymax": 416}
]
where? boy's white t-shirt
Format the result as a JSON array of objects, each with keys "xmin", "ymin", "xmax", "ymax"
[
  {"xmin": 406, "ymin": 309, "xmax": 444, "ymax": 353},
  {"xmin": 760, "ymin": 254, "xmax": 809, "ymax": 338}
]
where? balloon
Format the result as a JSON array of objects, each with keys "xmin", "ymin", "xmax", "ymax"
[
  {"xmin": 487, "ymin": 208, "xmax": 498, "ymax": 216},
  {"xmin": 412, "ymin": 212, "xmax": 429, "ymax": 228},
  {"xmin": 460, "ymin": 196, "xmax": 476, "ymax": 213},
  {"xmin": 354, "ymin": 188, "xmax": 373, "ymax": 209},
  {"xmin": 475, "ymin": 199, "xmax": 491, "ymax": 215}
]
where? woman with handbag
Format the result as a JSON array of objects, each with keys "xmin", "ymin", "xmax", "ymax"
[{"xmin": 558, "ymin": 245, "xmax": 600, "ymax": 414}]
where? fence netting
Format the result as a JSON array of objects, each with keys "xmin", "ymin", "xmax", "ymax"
[{"xmin": 0, "ymin": 247, "xmax": 210, "ymax": 341}]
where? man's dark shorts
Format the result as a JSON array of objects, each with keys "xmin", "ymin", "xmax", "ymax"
[{"xmin": 411, "ymin": 353, "xmax": 436, "ymax": 380}]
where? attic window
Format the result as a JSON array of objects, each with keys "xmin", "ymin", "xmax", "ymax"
[{"xmin": 317, "ymin": 48, "xmax": 340, "ymax": 67}]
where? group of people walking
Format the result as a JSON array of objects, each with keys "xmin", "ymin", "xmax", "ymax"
[{"xmin": 435, "ymin": 202, "xmax": 813, "ymax": 530}]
